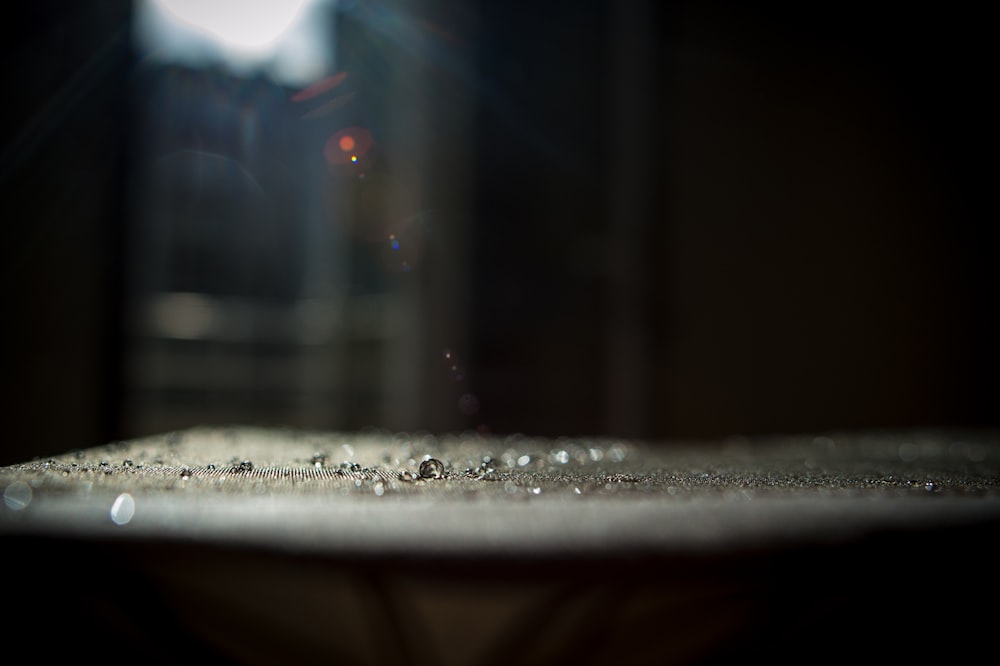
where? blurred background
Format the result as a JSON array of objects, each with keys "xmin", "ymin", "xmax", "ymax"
[{"xmin": 1, "ymin": 0, "xmax": 995, "ymax": 466}]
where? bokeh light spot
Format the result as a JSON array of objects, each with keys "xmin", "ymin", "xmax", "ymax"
[
  {"xmin": 3, "ymin": 481, "xmax": 32, "ymax": 511},
  {"xmin": 324, "ymin": 127, "xmax": 374, "ymax": 166},
  {"xmin": 110, "ymin": 493, "xmax": 136, "ymax": 526}
]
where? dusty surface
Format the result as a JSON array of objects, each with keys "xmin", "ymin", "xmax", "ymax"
[{"xmin": 3, "ymin": 426, "xmax": 999, "ymax": 556}]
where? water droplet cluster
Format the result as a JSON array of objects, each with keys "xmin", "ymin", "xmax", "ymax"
[{"xmin": 1, "ymin": 427, "xmax": 998, "ymax": 509}]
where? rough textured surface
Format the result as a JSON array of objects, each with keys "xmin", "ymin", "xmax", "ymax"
[
  {"xmin": 2, "ymin": 427, "xmax": 999, "ymax": 664},
  {"xmin": 3, "ymin": 426, "xmax": 999, "ymax": 553}
]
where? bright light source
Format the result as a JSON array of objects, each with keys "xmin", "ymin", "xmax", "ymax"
[
  {"xmin": 135, "ymin": 0, "xmax": 329, "ymax": 87},
  {"xmin": 154, "ymin": 0, "xmax": 310, "ymax": 53}
]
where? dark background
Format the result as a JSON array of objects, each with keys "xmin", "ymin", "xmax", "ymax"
[{"xmin": 1, "ymin": 0, "xmax": 996, "ymax": 465}]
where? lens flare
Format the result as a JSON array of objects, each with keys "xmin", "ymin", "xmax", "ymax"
[
  {"xmin": 292, "ymin": 71, "xmax": 348, "ymax": 103},
  {"xmin": 324, "ymin": 127, "xmax": 373, "ymax": 165}
]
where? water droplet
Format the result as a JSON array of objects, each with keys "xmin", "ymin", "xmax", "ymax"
[
  {"xmin": 122, "ymin": 459, "xmax": 134, "ymax": 468},
  {"xmin": 925, "ymin": 482, "xmax": 938, "ymax": 492},
  {"xmin": 179, "ymin": 468, "xmax": 192, "ymax": 480},
  {"xmin": 530, "ymin": 487, "xmax": 542, "ymax": 495},
  {"xmin": 312, "ymin": 453, "xmax": 328, "ymax": 468},
  {"xmin": 550, "ymin": 450, "xmax": 570, "ymax": 465},
  {"xmin": 110, "ymin": 493, "xmax": 135, "ymax": 525},
  {"xmin": 517, "ymin": 454, "xmax": 531, "ymax": 467},
  {"xmin": 419, "ymin": 458, "xmax": 445, "ymax": 479},
  {"xmin": 374, "ymin": 482, "xmax": 385, "ymax": 496},
  {"xmin": 233, "ymin": 460, "xmax": 254, "ymax": 472},
  {"xmin": 573, "ymin": 487, "xmax": 582, "ymax": 495},
  {"xmin": 3, "ymin": 481, "xmax": 32, "ymax": 510},
  {"xmin": 399, "ymin": 470, "xmax": 418, "ymax": 482}
]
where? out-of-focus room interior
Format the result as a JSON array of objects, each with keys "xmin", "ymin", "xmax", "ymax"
[
  {"xmin": 3, "ymin": 3, "xmax": 999, "ymax": 664},
  {"xmin": 1, "ymin": 0, "xmax": 995, "ymax": 461}
]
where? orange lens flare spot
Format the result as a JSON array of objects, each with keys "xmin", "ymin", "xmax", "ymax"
[{"xmin": 324, "ymin": 127, "xmax": 374, "ymax": 166}]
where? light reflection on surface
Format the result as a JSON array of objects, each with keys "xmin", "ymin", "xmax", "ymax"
[
  {"xmin": 110, "ymin": 493, "xmax": 136, "ymax": 526},
  {"xmin": 141, "ymin": 293, "xmax": 345, "ymax": 345},
  {"xmin": 3, "ymin": 482, "xmax": 32, "ymax": 511},
  {"xmin": 148, "ymin": 292, "xmax": 218, "ymax": 340}
]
